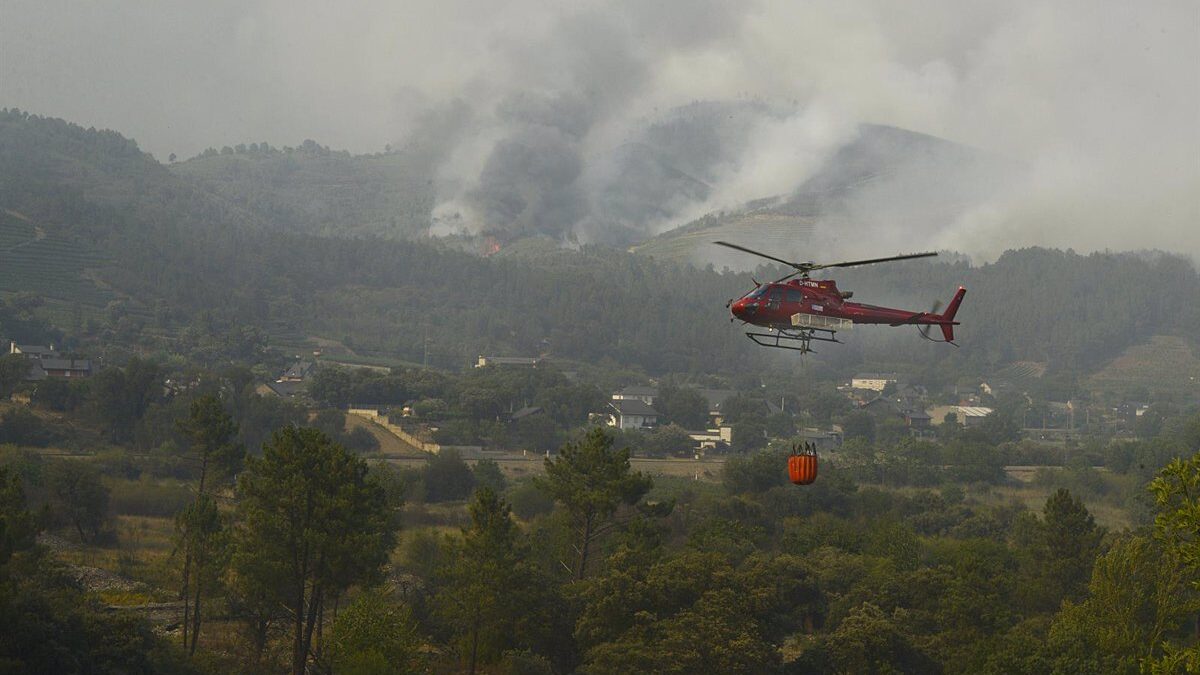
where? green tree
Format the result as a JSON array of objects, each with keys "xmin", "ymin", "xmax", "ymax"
[
  {"xmin": 435, "ymin": 487, "xmax": 549, "ymax": 673},
  {"xmin": 508, "ymin": 481, "xmax": 555, "ymax": 521},
  {"xmin": 1030, "ymin": 488, "xmax": 1104, "ymax": 608},
  {"xmin": 0, "ymin": 355, "xmax": 30, "ymax": 397},
  {"xmin": 583, "ymin": 587, "xmax": 780, "ymax": 674},
  {"xmin": 1063, "ymin": 536, "xmax": 1196, "ymax": 669},
  {"xmin": 30, "ymin": 378, "xmax": 83, "ymax": 411},
  {"xmin": 424, "ymin": 448, "xmax": 475, "ymax": 502},
  {"xmin": 0, "ymin": 467, "xmax": 37, "ymax": 567},
  {"xmin": 842, "ymin": 411, "xmax": 876, "ymax": 443},
  {"xmin": 1144, "ymin": 453, "xmax": 1200, "ymax": 670},
  {"xmin": 794, "ymin": 602, "xmax": 941, "ymax": 674},
  {"xmin": 979, "ymin": 411, "xmax": 1021, "ymax": 444},
  {"xmin": 640, "ymin": 424, "xmax": 696, "ymax": 458},
  {"xmin": 87, "ymin": 357, "xmax": 163, "ymax": 442},
  {"xmin": 176, "ymin": 496, "xmax": 228, "ymax": 656},
  {"xmin": 0, "ymin": 407, "xmax": 59, "ymax": 446},
  {"xmin": 175, "ymin": 393, "xmax": 242, "ymax": 654},
  {"xmin": 313, "ymin": 408, "xmax": 346, "ymax": 437},
  {"xmin": 722, "ymin": 445, "xmax": 789, "ymax": 495},
  {"xmin": 233, "ymin": 427, "xmax": 395, "ymax": 675},
  {"xmin": 1151, "ymin": 453, "xmax": 1200, "ymax": 583},
  {"xmin": 537, "ymin": 428, "xmax": 652, "ymax": 579},
  {"xmin": 307, "ymin": 368, "xmax": 355, "ymax": 407},
  {"xmin": 330, "ymin": 587, "xmax": 423, "ymax": 674},
  {"xmin": 472, "ymin": 457, "xmax": 507, "ymax": 494},
  {"xmin": 45, "ymin": 460, "xmax": 110, "ymax": 543},
  {"xmin": 177, "ymin": 394, "xmax": 242, "ymax": 496},
  {"xmin": 656, "ymin": 385, "xmax": 709, "ymax": 429},
  {"xmin": 577, "ymin": 549, "xmax": 819, "ymax": 674}
]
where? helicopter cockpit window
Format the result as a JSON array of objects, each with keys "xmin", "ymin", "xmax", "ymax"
[
  {"xmin": 785, "ymin": 289, "xmax": 803, "ymax": 303},
  {"xmin": 767, "ymin": 287, "xmax": 783, "ymax": 306},
  {"xmin": 746, "ymin": 286, "xmax": 769, "ymax": 299}
]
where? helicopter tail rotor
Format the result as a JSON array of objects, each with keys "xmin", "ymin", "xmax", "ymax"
[{"xmin": 918, "ymin": 301, "xmax": 942, "ymax": 341}]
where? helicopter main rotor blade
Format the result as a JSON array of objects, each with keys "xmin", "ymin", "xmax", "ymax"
[
  {"xmin": 713, "ymin": 241, "xmax": 806, "ymax": 270},
  {"xmin": 808, "ymin": 251, "xmax": 938, "ymax": 272},
  {"xmin": 716, "ymin": 241, "xmax": 938, "ymax": 279}
]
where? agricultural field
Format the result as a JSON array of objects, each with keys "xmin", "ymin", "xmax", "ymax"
[
  {"xmin": 1087, "ymin": 334, "xmax": 1200, "ymax": 401},
  {"xmin": 994, "ymin": 360, "xmax": 1048, "ymax": 384},
  {"xmin": 0, "ymin": 209, "xmax": 116, "ymax": 307}
]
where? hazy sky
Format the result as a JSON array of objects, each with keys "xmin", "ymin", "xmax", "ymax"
[{"xmin": 2, "ymin": 0, "xmax": 1197, "ymax": 258}]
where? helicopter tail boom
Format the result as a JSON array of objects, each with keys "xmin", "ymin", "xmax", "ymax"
[{"xmin": 937, "ymin": 287, "xmax": 966, "ymax": 342}]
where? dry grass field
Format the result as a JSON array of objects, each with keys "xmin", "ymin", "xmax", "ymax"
[{"xmin": 383, "ymin": 453, "xmax": 728, "ymax": 482}]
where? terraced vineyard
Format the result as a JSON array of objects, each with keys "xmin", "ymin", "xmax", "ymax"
[
  {"xmin": 1087, "ymin": 335, "xmax": 1200, "ymax": 401},
  {"xmin": 0, "ymin": 209, "xmax": 116, "ymax": 307},
  {"xmin": 994, "ymin": 360, "xmax": 1048, "ymax": 385}
]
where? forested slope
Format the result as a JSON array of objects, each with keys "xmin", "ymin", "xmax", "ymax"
[
  {"xmin": 171, "ymin": 140, "xmax": 435, "ymax": 239},
  {"xmin": 1, "ymin": 110, "xmax": 1197, "ymax": 380}
]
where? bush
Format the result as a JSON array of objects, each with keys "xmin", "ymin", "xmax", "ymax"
[
  {"xmin": 473, "ymin": 458, "xmax": 507, "ymax": 493},
  {"xmin": 508, "ymin": 481, "xmax": 554, "ymax": 521},
  {"xmin": 0, "ymin": 408, "xmax": 60, "ymax": 447},
  {"xmin": 723, "ymin": 447, "xmax": 789, "ymax": 495},
  {"xmin": 45, "ymin": 460, "xmax": 112, "ymax": 543},
  {"xmin": 423, "ymin": 449, "xmax": 475, "ymax": 502}
]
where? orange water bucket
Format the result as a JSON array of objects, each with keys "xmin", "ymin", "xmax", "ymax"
[{"xmin": 788, "ymin": 452, "xmax": 818, "ymax": 485}]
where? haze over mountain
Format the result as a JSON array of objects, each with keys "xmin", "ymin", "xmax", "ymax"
[
  {"xmin": 3, "ymin": 1, "xmax": 1196, "ymax": 260},
  {"xmin": 2, "ymin": 110, "xmax": 1198, "ymax": 385}
]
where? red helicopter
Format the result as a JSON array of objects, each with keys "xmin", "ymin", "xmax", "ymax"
[{"xmin": 717, "ymin": 241, "xmax": 966, "ymax": 353}]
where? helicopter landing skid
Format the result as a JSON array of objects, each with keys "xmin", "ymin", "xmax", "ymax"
[{"xmin": 745, "ymin": 327, "xmax": 840, "ymax": 354}]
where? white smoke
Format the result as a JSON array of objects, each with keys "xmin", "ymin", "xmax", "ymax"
[{"xmin": 2, "ymin": 0, "xmax": 1196, "ymax": 258}]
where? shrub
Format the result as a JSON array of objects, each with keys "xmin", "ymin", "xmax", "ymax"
[{"xmin": 508, "ymin": 481, "xmax": 554, "ymax": 521}]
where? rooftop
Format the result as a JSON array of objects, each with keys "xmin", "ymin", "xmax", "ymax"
[
  {"xmin": 511, "ymin": 406, "xmax": 543, "ymax": 420},
  {"xmin": 610, "ymin": 399, "xmax": 659, "ymax": 417},
  {"xmin": 11, "ymin": 343, "xmax": 54, "ymax": 356},
  {"xmin": 955, "ymin": 406, "xmax": 994, "ymax": 418},
  {"xmin": 266, "ymin": 380, "xmax": 306, "ymax": 398},
  {"xmin": 40, "ymin": 358, "xmax": 91, "ymax": 371},
  {"xmin": 282, "ymin": 361, "xmax": 314, "ymax": 379},
  {"xmin": 616, "ymin": 385, "xmax": 658, "ymax": 397}
]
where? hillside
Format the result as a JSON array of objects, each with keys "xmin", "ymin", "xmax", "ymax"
[
  {"xmin": 171, "ymin": 141, "xmax": 435, "ymax": 239},
  {"xmin": 1087, "ymin": 335, "xmax": 1200, "ymax": 401},
  {"xmin": 1, "ymin": 110, "xmax": 1198, "ymax": 383},
  {"xmin": 635, "ymin": 124, "xmax": 1018, "ymax": 263},
  {"xmin": 0, "ymin": 209, "xmax": 114, "ymax": 309}
]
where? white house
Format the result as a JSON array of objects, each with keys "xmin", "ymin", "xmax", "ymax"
[
  {"xmin": 851, "ymin": 373, "xmax": 899, "ymax": 392},
  {"xmin": 607, "ymin": 399, "xmax": 659, "ymax": 430},
  {"xmin": 688, "ymin": 426, "xmax": 733, "ymax": 451},
  {"xmin": 928, "ymin": 405, "xmax": 995, "ymax": 427}
]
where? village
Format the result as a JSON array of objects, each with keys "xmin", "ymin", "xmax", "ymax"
[{"xmin": 4, "ymin": 340, "xmax": 1156, "ymax": 471}]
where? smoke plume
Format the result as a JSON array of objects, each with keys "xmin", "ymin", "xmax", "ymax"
[{"xmin": 2, "ymin": 0, "xmax": 1196, "ymax": 258}]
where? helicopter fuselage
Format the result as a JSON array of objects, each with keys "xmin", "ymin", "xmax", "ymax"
[{"xmin": 730, "ymin": 278, "xmax": 963, "ymax": 332}]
